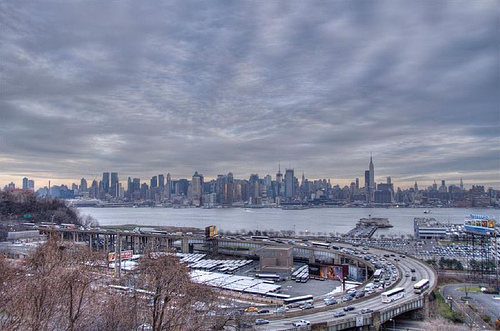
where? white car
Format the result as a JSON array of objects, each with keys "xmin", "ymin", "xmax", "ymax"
[{"xmin": 292, "ymin": 319, "xmax": 310, "ymax": 327}]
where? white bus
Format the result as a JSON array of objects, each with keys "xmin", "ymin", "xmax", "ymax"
[
  {"xmin": 311, "ymin": 241, "xmax": 330, "ymax": 249},
  {"xmin": 283, "ymin": 295, "xmax": 313, "ymax": 305},
  {"xmin": 381, "ymin": 287, "xmax": 405, "ymax": 303},
  {"xmin": 373, "ymin": 269, "xmax": 384, "ymax": 282},
  {"xmin": 413, "ymin": 279, "xmax": 430, "ymax": 294}
]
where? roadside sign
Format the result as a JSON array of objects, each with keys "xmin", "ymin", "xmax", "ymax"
[
  {"xmin": 108, "ymin": 250, "xmax": 133, "ymax": 262},
  {"xmin": 356, "ymin": 315, "xmax": 364, "ymax": 327}
]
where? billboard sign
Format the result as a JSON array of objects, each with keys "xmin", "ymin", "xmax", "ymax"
[
  {"xmin": 464, "ymin": 214, "xmax": 496, "ymax": 236},
  {"xmin": 108, "ymin": 250, "xmax": 133, "ymax": 262},
  {"xmin": 308, "ymin": 264, "xmax": 347, "ymax": 280},
  {"xmin": 205, "ymin": 225, "xmax": 217, "ymax": 238}
]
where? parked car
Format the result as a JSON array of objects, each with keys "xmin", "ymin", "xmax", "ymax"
[{"xmin": 292, "ymin": 319, "xmax": 310, "ymax": 327}]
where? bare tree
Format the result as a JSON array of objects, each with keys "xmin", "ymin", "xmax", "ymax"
[{"xmin": 131, "ymin": 252, "xmax": 233, "ymax": 331}]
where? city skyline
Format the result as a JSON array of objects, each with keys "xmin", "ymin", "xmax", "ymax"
[
  {"xmin": 1, "ymin": 1, "xmax": 499, "ymax": 189},
  {"xmin": 3, "ymin": 159, "xmax": 490, "ymax": 192}
]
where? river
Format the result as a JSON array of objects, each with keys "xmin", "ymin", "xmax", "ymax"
[{"xmin": 77, "ymin": 207, "xmax": 499, "ymax": 237}]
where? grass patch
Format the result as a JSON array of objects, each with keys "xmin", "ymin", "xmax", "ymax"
[
  {"xmin": 434, "ymin": 290, "xmax": 464, "ymax": 323},
  {"xmin": 457, "ymin": 286, "xmax": 481, "ymax": 293}
]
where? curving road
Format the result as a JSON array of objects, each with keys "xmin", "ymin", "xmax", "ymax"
[{"xmin": 255, "ymin": 242, "xmax": 437, "ymax": 330}]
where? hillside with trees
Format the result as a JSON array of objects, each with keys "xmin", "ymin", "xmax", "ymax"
[{"xmin": 0, "ymin": 190, "xmax": 93, "ymax": 240}]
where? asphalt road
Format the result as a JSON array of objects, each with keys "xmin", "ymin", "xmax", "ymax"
[
  {"xmin": 440, "ymin": 283, "xmax": 498, "ymax": 329},
  {"xmin": 255, "ymin": 243, "xmax": 437, "ymax": 330}
]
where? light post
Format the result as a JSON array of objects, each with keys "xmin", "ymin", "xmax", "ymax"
[{"xmin": 389, "ymin": 318, "xmax": 395, "ymax": 330}]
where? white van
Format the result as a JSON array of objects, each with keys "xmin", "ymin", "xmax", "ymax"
[{"xmin": 364, "ymin": 283, "xmax": 374, "ymax": 292}]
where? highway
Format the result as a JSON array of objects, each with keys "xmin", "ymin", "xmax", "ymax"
[{"xmin": 254, "ymin": 243, "xmax": 437, "ymax": 330}]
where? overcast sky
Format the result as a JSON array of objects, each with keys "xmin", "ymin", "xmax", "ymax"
[{"xmin": 1, "ymin": 1, "xmax": 499, "ymax": 189}]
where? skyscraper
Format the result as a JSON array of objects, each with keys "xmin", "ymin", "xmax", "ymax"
[
  {"xmin": 369, "ymin": 154, "xmax": 375, "ymax": 190},
  {"xmin": 284, "ymin": 168, "xmax": 295, "ymax": 198},
  {"xmin": 191, "ymin": 171, "xmax": 203, "ymax": 206},
  {"xmin": 22, "ymin": 177, "xmax": 28, "ymax": 190},
  {"xmin": 80, "ymin": 178, "xmax": 88, "ymax": 192},
  {"xmin": 158, "ymin": 174, "xmax": 165, "ymax": 189},
  {"xmin": 102, "ymin": 172, "xmax": 110, "ymax": 194},
  {"xmin": 364, "ymin": 170, "xmax": 370, "ymax": 189},
  {"xmin": 111, "ymin": 172, "xmax": 119, "ymax": 197}
]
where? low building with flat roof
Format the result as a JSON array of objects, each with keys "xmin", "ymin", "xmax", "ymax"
[
  {"xmin": 413, "ymin": 218, "xmax": 448, "ymax": 240},
  {"xmin": 259, "ymin": 246, "xmax": 293, "ymax": 274}
]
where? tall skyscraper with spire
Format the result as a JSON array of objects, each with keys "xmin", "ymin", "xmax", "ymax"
[{"xmin": 369, "ymin": 154, "xmax": 375, "ymax": 190}]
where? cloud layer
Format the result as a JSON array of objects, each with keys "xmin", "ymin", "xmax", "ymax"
[{"xmin": 1, "ymin": 1, "xmax": 499, "ymax": 189}]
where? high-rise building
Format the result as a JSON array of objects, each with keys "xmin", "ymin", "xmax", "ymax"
[
  {"xmin": 166, "ymin": 173, "xmax": 172, "ymax": 197},
  {"xmin": 80, "ymin": 178, "xmax": 87, "ymax": 192},
  {"xmin": 369, "ymin": 155, "xmax": 375, "ymax": 190},
  {"xmin": 110, "ymin": 172, "xmax": 119, "ymax": 197},
  {"xmin": 102, "ymin": 172, "xmax": 110, "ymax": 194},
  {"xmin": 276, "ymin": 164, "xmax": 283, "ymax": 184},
  {"xmin": 284, "ymin": 168, "xmax": 295, "ymax": 198},
  {"xmin": 191, "ymin": 171, "xmax": 203, "ymax": 206},
  {"xmin": 364, "ymin": 170, "xmax": 370, "ymax": 189},
  {"xmin": 27, "ymin": 180, "xmax": 34, "ymax": 191},
  {"xmin": 22, "ymin": 177, "xmax": 28, "ymax": 190},
  {"xmin": 158, "ymin": 174, "xmax": 165, "ymax": 189},
  {"xmin": 249, "ymin": 174, "xmax": 260, "ymax": 199},
  {"xmin": 150, "ymin": 176, "xmax": 157, "ymax": 189}
]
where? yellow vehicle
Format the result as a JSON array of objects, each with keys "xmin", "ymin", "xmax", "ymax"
[{"xmin": 244, "ymin": 307, "xmax": 258, "ymax": 313}]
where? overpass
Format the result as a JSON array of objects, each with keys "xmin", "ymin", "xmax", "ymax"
[{"xmin": 42, "ymin": 228, "xmax": 437, "ymax": 330}]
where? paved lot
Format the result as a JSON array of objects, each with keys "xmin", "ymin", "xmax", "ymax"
[
  {"xmin": 278, "ymin": 278, "xmax": 342, "ymax": 298},
  {"xmin": 440, "ymin": 283, "xmax": 497, "ymax": 329}
]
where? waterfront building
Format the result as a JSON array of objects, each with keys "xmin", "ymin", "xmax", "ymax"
[{"xmin": 413, "ymin": 218, "xmax": 448, "ymax": 240}]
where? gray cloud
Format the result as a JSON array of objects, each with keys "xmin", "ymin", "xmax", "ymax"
[{"xmin": 1, "ymin": 0, "xmax": 499, "ymax": 188}]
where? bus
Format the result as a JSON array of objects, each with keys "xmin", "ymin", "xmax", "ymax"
[
  {"xmin": 381, "ymin": 287, "xmax": 405, "ymax": 303},
  {"xmin": 311, "ymin": 242, "xmax": 330, "ymax": 249},
  {"xmin": 251, "ymin": 235, "xmax": 270, "ymax": 241},
  {"xmin": 413, "ymin": 279, "xmax": 430, "ymax": 294},
  {"xmin": 256, "ymin": 273, "xmax": 281, "ymax": 281},
  {"xmin": 283, "ymin": 295, "xmax": 313, "ymax": 306},
  {"xmin": 373, "ymin": 269, "xmax": 384, "ymax": 282},
  {"xmin": 265, "ymin": 292, "xmax": 291, "ymax": 300}
]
